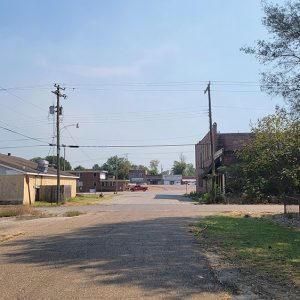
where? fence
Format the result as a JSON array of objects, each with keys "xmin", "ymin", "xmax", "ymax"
[
  {"xmin": 284, "ymin": 195, "xmax": 300, "ymax": 214},
  {"xmin": 38, "ymin": 185, "xmax": 71, "ymax": 203}
]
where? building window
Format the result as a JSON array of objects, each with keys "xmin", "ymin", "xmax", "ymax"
[
  {"xmin": 93, "ymin": 173, "xmax": 96, "ymax": 177},
  {"xmin": 94, "ymin": 182, "xmax": 96, "ymax": 187}
]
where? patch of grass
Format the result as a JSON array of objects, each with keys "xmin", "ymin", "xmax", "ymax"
[
  {"xmin": 32, "ymin": 194, "xmax": 114, "ymax": 207},
  {"xmin": 0, "ymin": 209, "xmax": 18, "ymax": 218},
  {"xmin": 63, "ymin": 210, "xmax": 84, "ymax": 217},
  {"xmin": 64, "ymin": 194, "xmax": 113, "ymax": 206},
  {"xmin": 33, "ymin": 201, "xmax": 62, "ymax": 207},
  {"xmin": 195, "ymin": 215, "xmax": 300, "ymax": 285},
  {"xmin": 0, "ymin": 206, "xmax": 43, "ymax": 218}
]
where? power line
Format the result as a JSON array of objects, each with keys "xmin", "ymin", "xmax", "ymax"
[
  {"xmin": 0, "ymin": 125, "xmax": 50, "ymax": 144},
  {"xmin": 63, "ymin": 87, "xmax": 263, "ymax": 92},
  {"xmin": 64, "ymin": 126, "xmax": 94, "ymax": 162},
  {"xmin": 71, "ymin": 134, "xmax": 201, "ymax": 143},
  {"xmin": 63, "ymin": 80, "xmax": 263, "ymax": 88},
  {"xmin": 71, "ymin": 150, "xmax": 196, "ymax": 165},
  {"xmin": 0, "ymin": 85, "xmax": 47, "ymax": 112},
  {"xmin": 0, "ymin": 138, "xmax": 48, "ymax": 143},
  {"xmin": 0, "ymin": 145, "xmax": 49, "ymax": 150},
  {"xmin": 0, "ymin": 80, "xmax": 291, "ymax": 91},
  {"xmin": 55, "ymin": 143, "xmax": 196, "ymax": 148}
]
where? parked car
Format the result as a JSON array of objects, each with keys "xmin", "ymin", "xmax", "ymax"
[{"xmin": 130, "ymin": 184, "xmax": 148, "ymax": 192}]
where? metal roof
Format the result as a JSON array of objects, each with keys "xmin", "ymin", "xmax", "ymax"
[{"xmin": 0, "ymin": 153, "xmax": 77, "ymax": 178}]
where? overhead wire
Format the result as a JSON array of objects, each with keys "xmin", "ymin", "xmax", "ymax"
[
  {"xmin": 0, "ymin": 125, "xmax": 50, "ymax": 145},
  {"xmin": 0, "ymin": 85, "xmax": 48, "ymax": 112},
  {"xmin": 64, "ymin": 126, "xmax": 94, "ymax": 162},
  {"xmin": 0, "ymin": 145, "xmax": 49, "ymax": 150},
  {"xmin": 0, "ymin": 79, "xmax": 274, "ymax": 166}
]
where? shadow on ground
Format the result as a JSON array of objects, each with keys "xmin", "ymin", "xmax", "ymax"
[
  {"xmin": 2, "ymin": 216, "xmax": 226, "ymax": 299},
  {"xmin": 154, "ymin": 194, "xmax": 193, "ymax": 201}
]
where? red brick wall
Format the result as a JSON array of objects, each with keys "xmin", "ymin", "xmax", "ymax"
[
  {"xmin": 195, "ymin": 123, "xmax": 218, "ymax": 192},
  {"xmin": 195, "ymin": 125, "xmax": 252, "ymax": 193}
]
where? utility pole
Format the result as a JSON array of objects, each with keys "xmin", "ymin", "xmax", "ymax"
[
  {"xmin": 204, "ymin": 82, "xmax": 216, "ymax": 202},
  {"xmin": 52, "ymin": 84, "xmax": 67, "ymax": 205},
  {"xmin": 62, "ymin": 144, "xmax": 66, "ymax": 171},
  {"xmin": 115, "ymin": 156, "xmax": 118, "ymax": 194}
]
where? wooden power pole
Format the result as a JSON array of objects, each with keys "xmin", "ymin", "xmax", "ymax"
[
  {"xmin": 52, "ymin": 84, "xmax": 67, "ymax": 204},
  {"xmin": 204, "ymin": 82, "xmax": 216, "ymax": 202}
]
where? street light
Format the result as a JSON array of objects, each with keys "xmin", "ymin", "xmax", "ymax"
[{"xmin": 61, "ymin": 123, "xmax": 79, "ymax": 171}]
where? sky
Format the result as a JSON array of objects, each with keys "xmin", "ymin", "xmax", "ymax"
[{"xmin": 0, "ymin": 0, "xmax": 286, "ymax": 171}]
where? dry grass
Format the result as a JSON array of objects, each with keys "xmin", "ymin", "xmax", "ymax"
[
  {"xmin": 0, "ymin": 206, "xmax": 43, "ymax": 218},
  {"xmin": 63, "ymin": 211, "xmax": 84, "ymax": 217}
]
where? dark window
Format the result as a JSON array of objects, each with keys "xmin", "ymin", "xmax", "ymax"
[
  {"xmin": 94, "ymin": 182, "xmax": 96, "ymax": 187},
  {"xmin": 94, "ymin": 173, "xmax": 96, "ymax": 177}
]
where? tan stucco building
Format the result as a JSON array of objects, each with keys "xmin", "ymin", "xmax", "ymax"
[{"xmin": 0, "ymin": 153, "xmax": 78, "ymax": 205}]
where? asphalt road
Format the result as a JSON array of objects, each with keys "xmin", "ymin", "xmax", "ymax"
[{"xmin": 0, "ymin": 188, "xmax": 283, "ymax": 299}]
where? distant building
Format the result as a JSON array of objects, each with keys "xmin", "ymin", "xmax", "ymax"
[
  {"xmin": 163, "ymin": 175, "xmax": 182, "ymax": 185},
  {"xmin": 70, "ymin": 170, "xmax": 129, "ymax": 192},
  {"xmin": 195, "ymin": 123, "xmax": 252, "ymax": 193},
  {"xmin": 128, "ymin": 169, "xmax": 146, "ymax": 183},
  {"xmin": 182, "ymin": 176, "xmax": 196, "ymax": 185},
  {"xmin": 146, "ymin": 174, "xmax": 163, "ymax": 185}
]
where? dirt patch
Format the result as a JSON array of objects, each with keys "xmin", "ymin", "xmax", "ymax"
[
  {"xmin": 220, "ymin": 211, "xmax": 300, "ymax": 230},
  {"xmin": 203, "ymin": 249, "xmax": 294, "ymax": 300},
  {"xmin": 268, "ymin": 213, "xmax": 300, "ymax": 230}
]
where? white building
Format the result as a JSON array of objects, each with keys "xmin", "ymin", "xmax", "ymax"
[{"xmin": 163, "ymin": 175, "xmax": 182, "ymax": 185}]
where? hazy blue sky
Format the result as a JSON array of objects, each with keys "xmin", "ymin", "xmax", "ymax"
[{"xmin": 0, "ymin": 0, "xmax": 286, "ymax": 170}]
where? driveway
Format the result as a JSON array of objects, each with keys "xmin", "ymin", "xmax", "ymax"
[{"xmin": 0, "ymin": 188, "xmax": 283, "ymax": 299}]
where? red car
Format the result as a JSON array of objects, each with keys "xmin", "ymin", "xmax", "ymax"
[{"xmin": 130, "ymin": 184, "xmax": 148, "ymax": 192}]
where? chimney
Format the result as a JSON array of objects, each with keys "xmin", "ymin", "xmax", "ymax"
[{"xmin": 212, "ymin": 122, "xmax": 217, "ymax": 134}]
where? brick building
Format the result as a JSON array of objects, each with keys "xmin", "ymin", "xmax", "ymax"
[
  {"xmin": 145, "ymin": 174, "xmax": 163, "ymax": 185},
  {"xmin": 128, "ymin": 169, "xmax": 146, "ymax": 183},
  {"xmin": 195, "ymin": 123, "xmax": 252, "ymax": 193},
  {"xmin": 70, "ymin": 170, "xmax": 129, "ymax": 193}
]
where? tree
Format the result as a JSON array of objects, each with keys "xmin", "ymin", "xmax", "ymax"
[
  {"xmin": 149, "ymin": 160, "xmax": 160, "ymax": 175},
  {"xmin": 92, "ymin": 164, "xmax": 101, "ymax": 170},
  {"xmin": 172, "ymin": 153, "xmax": 187, "ymax": 175},
  {"xmin": 101, "ymin": 156, "xmax": 132, "ymax": 180},
  {"xmin": 241, "ymin": 1, "xmax": 300, "ymax": 115},
  {"xmin": 74, "ymin": 165, "xmax": 85, "ymax": 171},
  {"xmin": 30, "ymin": 157, "xmax": 43, "ymax": 163},
  {"xmin": 131, "ymin": 164, "xmax": 149, "ymax": 172},
  {"xmin": 31, "ymin": 155, "xmax": 72, "ymax": 171},
  {"xmin": 237, "ymin": 107, "xmax": 300, "ymax": 198},
  {"xmin": 161, "ymin": 169, "xmax": 170, "ymax": 175},
  {"xmin": 184, "ymin": 163, "xmax": 196, "ymax": 176}
]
